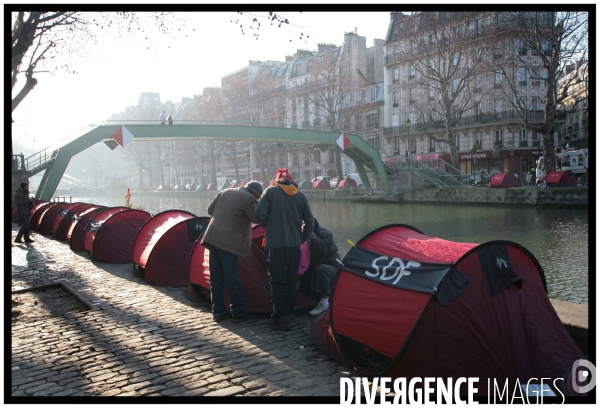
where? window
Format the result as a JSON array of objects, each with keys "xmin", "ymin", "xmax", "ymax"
[
  {"xmin": 531, "ymin": 97, "xmax": 539, "ymax": 111},
  {"xmin": 494, "ymin": 71, "xmax": 502, "ymax": 87},
  {"xmin": 394, "ymin": 139, "xmax": 400, "ymax": 154},
  {"xmin": 329, "ymin": 148, "xmax": 334, "ymax": 162},
  {"xmin": 475, "ymin": 131, "xmax": 482, "ymax": 145},
  {"xmin": 518, "ymin": 39, "xmax": 527, "ymax": 55},
  {"xmin": 518, "ymin": 67, "xmax": 527, "ymax": 86},
  {"xmin": 369, "ymin": 137, "xmax": 379, "ymax": 148},
  {"xmin": 497, "ymin": 12, "xmax": 506, "ymax": 28},
  {"xmin": 393, "ymin": 67, "xmax": 399, "ymax": 82},
  {"xmin": 429, "ymin": 33, "xmax": 436, "ymax": 45},
  {"xmin": 314, "ymin": 150, "xmax": 321, "ymax": 164},
  {"xmin": 473, "ymin": 48, "xmax": 482, "ymax": 61},
  {"xmin": 532, "ymin": 132, "xmax": 540, "ymax": 147},
  {"xmin": 411, "ymin": 42, "xmax": 417, "ymax": 51},
  {"xmin": 409, "ymin": 65, "xmax": 416, "ymax": 79},
  {"xmin": 409, "ymin": 88, "xmax": 415, "ymax": 103},
  {"xmin": 495, "ymin": 130, "xmax": 503, "ymax": 144},
  {"xmin": 531, "ymin": 67, "xmax": 540, "ymax": 86},
  {"xmin": 410, "ymin": 138, "xmax": 417, "ymax": 152},
  {"xmin": 367, "ymin": 113, "xmax": 378, "ymax": 128},
  {"xmin": 355, "ymin": 115, "xmax": 362, "ymax": 130},
  {"xmin": 453, "ymin": 53, "xmax": 459, "ymax": 66},
  {"xmin": 475, "ymin": 74, "xmax": 483, "ymax": 90},
  {"xmin": 393, "ymin": 91, "xmax": 399, "ymax": 107},
  {"xmin": 455, "ymin": 134, "xmax": 460, "ymax": 151},
  {"xmin": 543, "ymin": 39, "xmax": 552, "ymax": 55},
  {"xmin": 430, "ymin": 85, "xmax": 436, "ymax": 100},
  {"xmin": 452, "ymin": 79, "xmax": 459, "ymax": 94},
  {"xmin": 474, "ymin": 102, "xmax": 481, "ymax": 117},
  {"xmin": 474, "ymin": 19, "xmax": 482, "ymax": 36},
  {"xmin": 429, "ymin": 58, "xmax": 437, "ymax": 72},
  {"xmin": 345, "ymin": 116, "xmax": 351, "ymax": 129},
  {"xmin": 429, "ymin": 137, "xmax": 436, "ymax": 152},
  {"xmin": 520, "ymin": 128, "xmax": 527, "ymax": 141}
]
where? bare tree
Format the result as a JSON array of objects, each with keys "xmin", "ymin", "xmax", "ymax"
[
  {"xmin": 392, "ymin": 12, "xmax": 497, "ymax": 167},
  {"xmin": 497, "ymin": 11, "xmax": 588, "ymax": 177},
  {"xmin": 10, "ymin": 11, "xmax": 186, "ymax": 155},
  {"xmin": 302, "ymin": 48, "xmax": 367, "ymax": 179}
]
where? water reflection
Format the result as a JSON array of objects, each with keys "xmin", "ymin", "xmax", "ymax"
[{"xmin": 74, "ymin": 195, "xmax": 589, "ymax": 305}]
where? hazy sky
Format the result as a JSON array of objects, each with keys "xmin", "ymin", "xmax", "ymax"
[{"xmin": 11, "ymin": 11, "xmax": 392, "ymax": 153}]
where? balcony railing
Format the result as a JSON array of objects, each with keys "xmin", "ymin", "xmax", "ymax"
[{"xmin": 383, "ymin": 110, "xmax": 534, "ymax": 136}]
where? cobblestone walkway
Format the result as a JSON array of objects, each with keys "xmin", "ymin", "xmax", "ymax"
[{"xmin": 11, "ymin": 226, "xmax": 355, "ymax": 398}]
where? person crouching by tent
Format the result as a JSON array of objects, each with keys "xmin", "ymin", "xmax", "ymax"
[
  {"xmin": 255, "ymin": 168, "xmax": 314, "ymax": 331},
  {"xmin": 304, "ymin": 218, "xmax": 341, "ymax": 316},
  {"xmin": 201, "ymin": 180, "xmax": 264, "ymax": 322}
]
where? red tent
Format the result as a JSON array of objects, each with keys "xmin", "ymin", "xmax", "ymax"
[
  {"xmin": 30, "ymin": 202, "xmax": 62, "ymax": 232},
  {"xmin": 185, "ymin": 224, "xmax": 318, "ymax": 313},
  {"xmin": 546, "ymin": 170, "xmax": 577, "ymax": 187},
  {"xmin": 82, "ymin": 207, "xmax": 129, "ymax": 254},
  {"xmin": 67, "ymin": 206, "xmax": 105, "ymax": 246},
  {"xmin": 54, "ymin": 203, "xmax": 96, "ymax": 240},
  {"xmin": 337, "ymin": 179, "xmax": 357, "ymax": 189},
  {"xmin": 132, "ymin": 210, "xmax": 199, "ymax": 286},
  {"xmin": 488, "ymin": 172, "xmax": 520, "ymax": 188},
  {"xmin": 205, "ymin": 184, "xmax": 216, "ymax": 191},
  {"xmin": 312, "ymin": 179, "xmax": 331, "ymax": 190},
  {"xmin": 85, "ymin": 209, "xmax": 152, "ymax": 263},
  {"xmin": 312, "ymin": 224, "xmax": 583, "ymax": 394},
  {"xmin": 51, "ymin": 202, "xmax": 86, "ymax": 238}
]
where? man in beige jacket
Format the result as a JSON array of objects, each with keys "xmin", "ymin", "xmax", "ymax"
[{"xmin": 201, "ymin": 181, "xmax": 264, "ymax": 322}]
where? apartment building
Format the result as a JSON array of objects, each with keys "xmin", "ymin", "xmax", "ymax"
[
  {"xmin": 557, "ymin": 61, "xmax": 588, "ymax": 149},
  {"xmin": 382, "ymin": 11, "xmax": 556, "ymax": 179}
]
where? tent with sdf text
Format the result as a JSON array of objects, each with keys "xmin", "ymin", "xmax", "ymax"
[
  {"xmin": 185, "ymin": 224, "xmax": 318, "ymax": 313},
  {"xmin": 311, "ymin": 224, "xmax": 583, "ymax": 395},
  {"xmin": 51, "ymin": 202, "xmax": 87, "ymax": 238},
  {"xmin": 132, "ymin": 210, "xmax": 201, "ymax": 286},
  {"xmin": 488, "ymin": 172, "xmax": 520, "ymax": 188},
  {"xmin": 85, "ymin": 209, "xmax": 152, "ymax": 263}
]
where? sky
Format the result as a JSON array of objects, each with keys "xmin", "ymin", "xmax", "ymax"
[{"xmin": 11, "ymin": 10, "xmax": 392, "ymax": 154}]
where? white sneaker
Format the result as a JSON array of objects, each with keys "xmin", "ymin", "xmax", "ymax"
[{"xmin": 309, "ymin": 299, "xmax": 329, "ymax": 316}]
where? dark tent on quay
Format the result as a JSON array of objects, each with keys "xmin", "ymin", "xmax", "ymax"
[
  {"xmin": 488, "ymin": 172, "xmax": 520, "ymax": 188},
  {"xmin": 30, "ymin": 202, "xmax": 62, "ymax": 232},
  {"xmin": 546, "ymin": 170, "xmax": 578, "ymax": 187},
  {"xmin": 54, "ymin": 203, "xmax": 97, "ymax": 240},
  {"xmin": 312, "ymin": 179, "xmax": 330, "ymax": 190},
  {"xmin": 132, "ymin": 210, "xmax": 201, "ymax": 286},
  {"xmin": 85, "ymin": 209, "xmax": 153, "ymax": 263},
  {"xmin": 311, "ymin": 224, "xmax": 584, "ymax": 396},
  {"xmin": 50, "ymin": 202, "xmax": 87, "ymax": 238},
  {"xmin": 185, "ymin": 224, "xmax": 318, "ymax": 313},
  {"xmin": 67, "ymin": 206, "xmax": 105, "ymax": 246},
  {"xmin": 82, "ymin": 207, "xmax": 129, "ymax": 254}
]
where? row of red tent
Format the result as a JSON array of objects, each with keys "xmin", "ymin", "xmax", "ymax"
[
  {"xmin": 192, "ymin": 178, "xmax": 357, "ymax": 192},
  {"xmin": 11, "ymin": 199, "xmax": 585, "ymax": 397},
  {"xmin": 489, "ymin": 170, "xmax": 579, "ymax": 188}
]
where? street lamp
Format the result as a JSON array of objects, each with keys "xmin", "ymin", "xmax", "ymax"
[{"xmin": 406, "ymin": 118, "xmax": 411, "ymax": 159}]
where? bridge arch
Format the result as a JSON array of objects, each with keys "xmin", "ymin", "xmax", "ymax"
[{"xmin": 29, "ymin": 123, "xmax": 393, "ymax": 200}]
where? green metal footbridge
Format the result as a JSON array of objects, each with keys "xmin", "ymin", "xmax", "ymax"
[{"xmin": 18, "ymin": 121, "xmax": 395, "ymax": 200}]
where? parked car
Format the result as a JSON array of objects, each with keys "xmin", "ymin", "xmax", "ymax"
[
  {"xmin": 311, "ymin": 176, "xmax": 331, "ymax": 183},
  {"xmin": 329, "ymin": 178, "xmax": 338, "ymax": 189}
]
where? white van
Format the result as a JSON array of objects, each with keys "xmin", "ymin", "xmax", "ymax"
[{"xmin": 345, "ymin": 173, "xmax": 363, "ymax": 187}]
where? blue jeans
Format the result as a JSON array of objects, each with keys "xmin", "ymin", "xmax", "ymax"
[
  {"xmin": 16, "ymin": 216, "xmax": 30, "ymax": 241},
  {"xmin": 209, "ymin": 245, "xmax": 245, "ymax": 318}
]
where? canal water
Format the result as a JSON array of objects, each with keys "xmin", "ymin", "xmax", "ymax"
[{"xmin": 71, "ymin": 194, "xmax": 589, "ymax": 306}]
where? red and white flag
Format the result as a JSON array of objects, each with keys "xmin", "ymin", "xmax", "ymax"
[
  {"xmin": 112, "ymin": 125, "xmax": 134, "ymax": 147},
  {"xmin": 336, "ymin": 133, "xmax": 350, "ymax": 150}
]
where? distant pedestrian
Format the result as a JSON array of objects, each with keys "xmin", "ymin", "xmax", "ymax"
[
  {"xmin": 255, "ymin": 168, "xmax": 314, "ymax": 331},
  {"xmin": 201, "ymin": 181, "xmax": 264, "ymax": 322},
  {"xmin": 159, "ymin": 110, "xmax": 166, "ymax": 125},
  {"xmin": 14, "ymin": 182, "xmax": 35, "ymax": 244},
  {"xmin": 167, "ymin": 114, "xmax": 173, "ymax": 125}
]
